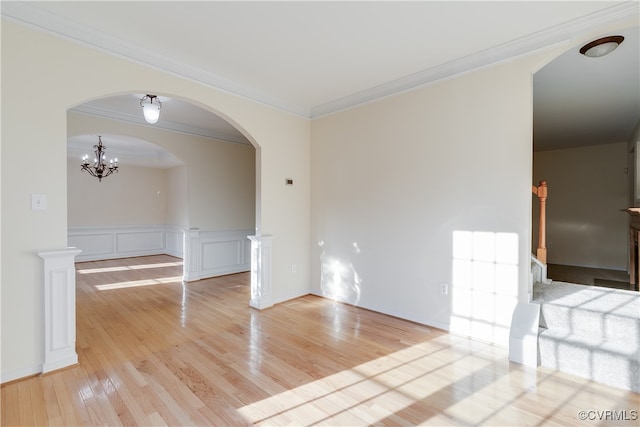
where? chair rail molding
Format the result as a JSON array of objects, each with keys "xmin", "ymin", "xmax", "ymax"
[{"xmin": 38, "ymin": 247, "xmax": 83, "ymax": 374}]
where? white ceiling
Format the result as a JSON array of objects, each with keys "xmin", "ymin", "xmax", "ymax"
[
  {"xmin": 534, "ymin": 25, "xmax": 639, "ymax": 151},
  {"xmin": 3, "ymin": 1, "xmax": 639, "ymax": 164}
]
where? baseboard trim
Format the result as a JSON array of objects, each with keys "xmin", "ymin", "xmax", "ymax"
[{"xmin": 0, "ymin": 364, "xmax": 43, "ymax": 385}]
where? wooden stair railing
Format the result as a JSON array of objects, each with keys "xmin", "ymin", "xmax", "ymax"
[{"xmin": 532, "ymin": 180, "xmax": 548, "ymax": 264}]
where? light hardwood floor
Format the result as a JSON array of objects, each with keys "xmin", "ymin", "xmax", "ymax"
[{"xmin": 2, "ymin": 255, "xmax": 639, "ymax": 426}]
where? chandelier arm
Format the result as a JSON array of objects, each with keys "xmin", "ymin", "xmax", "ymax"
[{"xmin": 81, "ymin": 165, "xmax": 99, "ymax": 178}]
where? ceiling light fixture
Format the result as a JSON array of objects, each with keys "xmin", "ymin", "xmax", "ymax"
[
  {"xmin": 81, "ymin": 136, "xmax": 118, "ymax": 182},
  {"xmin": 140, "ymin": 94, "xmax": 162, "ymax": 124},
  {"xmin": 579, "ymin": 35, "xmax": 624, "ymax": 58}
]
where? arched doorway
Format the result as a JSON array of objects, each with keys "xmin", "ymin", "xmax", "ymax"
[
  {"xmin": 67, "ymin": 93, "xmax": 259, "ymax": 282},
  {"xmin": 531, "ymin": 26, "xmax": 639, "ymax": 290}
]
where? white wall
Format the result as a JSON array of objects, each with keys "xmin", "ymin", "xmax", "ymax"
[
  {"xmin": 1, "ymin": 20, "xmax": 310, "ymax": 382},
  {"xmin": 533, "ymin": 142, "xmax": 629, "ymax": 270}
]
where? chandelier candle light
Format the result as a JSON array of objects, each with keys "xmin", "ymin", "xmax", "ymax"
[{"xmin": 81, "ymin": 136, "xmax": 118, "ymax": 182}]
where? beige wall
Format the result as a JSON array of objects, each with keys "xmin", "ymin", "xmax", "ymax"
[
  {"xmin": 310, "ymin": 19, "xmax": 637, "ymax": 345},
  {"xmin": 166, "ymin": 165, "xmax": 188, "ymax": 227},
  {"xmin": 2, "ymin": 13, "xmax": 635, "ymax": 380},
  {"xmin": 533, "ymin": 142, "xmax": 629, "ymax": 270},
  {"xmin": 311, "ymin": 56, "xmax": 543, "ymax": 345},
  {"xmin": 629, "ymin": 120, "xmax": 640, "ymax": 205},
  {"xmin": 68, "ymin": 160, "xmax": 168, "ymax": 227},
  {"xmin": 1, "ymin": 21, "xmax": 310, "ymax": 379},
  {"xmin": 67, "ymin": 112, "xmax": 256, "ymax": 232}
]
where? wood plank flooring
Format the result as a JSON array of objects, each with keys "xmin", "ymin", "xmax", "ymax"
[{"xmin": 2, "ymin": 255, "xmax": 639, "ymax": 426}]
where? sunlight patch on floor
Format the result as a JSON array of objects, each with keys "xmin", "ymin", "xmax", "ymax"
[
  {"xmin": 95, "ymin": 276, "xmax": 183, "ymax": 290},
  {"xmin": 77, "ymin": 261, "xmax": 183, "ymax": 274},
  {"xmin": 238, "ymin": 339, "xmax": 500, "ymax": 426}
]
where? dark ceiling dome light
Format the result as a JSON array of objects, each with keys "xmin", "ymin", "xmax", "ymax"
[{"xmin": 579, "ymin": 35, "xmax": 624, "ymax": 58}]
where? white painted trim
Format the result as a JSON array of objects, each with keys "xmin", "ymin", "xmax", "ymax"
[
  {"xmin": 2, "ymin": 2, "xmax": 636, "ymax": 118},
  {"xmin": 248, "ymin": 235, "xmax": 274, "ymax": 310},
  {"xmin": 0, "ymin": 2, "xmax": 308, "ymax": 118},
  {"xmin": 183, "ymin": 228, "xmax": 253, "ymax": 282},
  {"xmin": 165, "ymin": 225, "xmax": 184, "ymax": 258},
  {"xmin": 68, "ymin": 225, "xmax": 183, "ymax": 262},
  {"xmin": 183, "ymin": 229, "xmax": 201, "ymax": 282},
  {"xmin": 70, "ymin": 105, "xmax": 251, "ymax": 146},
  {"xmin": 0, "ymin": 364, "xmax": 43, "ymax": 384},
  {"xmin": 312, "ymin": 3, "xmax": 640, "ymax": 118},
  {"xmin": 509, "ymin": 302, "xmax": 541, "ymax": 367},
  {"xmin": 38, "ymin": 248, "xmax": 83, "ymax": 374}
]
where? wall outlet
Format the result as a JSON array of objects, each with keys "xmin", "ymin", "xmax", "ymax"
[
  {"xmin": 292, "ymin": 264, "xmax": 297, "ymax": 273},
  {"xmin": 440, "ymin": 283, "xmax": 449, "ymax": 296}
]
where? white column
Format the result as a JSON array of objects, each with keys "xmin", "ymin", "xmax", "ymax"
[
  {"xmin": 247, "ymin": 235, "xmax": 273, "ymax": 310},
  {"xmin": 183, "ymin": 228, "xmax": 201, "ymax": 282},
  {"xmin": 38, "ymin": 248, "xmax": 82, "ymax": 374}
]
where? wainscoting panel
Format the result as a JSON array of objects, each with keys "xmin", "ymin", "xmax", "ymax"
[
  {"xmin": 69, "ymin": 225, "xmax": 182, "ymax": 262},
  {"xmin": 68, "ymin": 233, "xmax": 113, "ymax": 258},
  {"xmin": 202, "ymin": 240, "xmax": 240, "ymax": 270},
  {"xmin": 165, "ymin": 227, "xmax": 184, "ymax": 258},
  {"xmin": 184, "ymin": 229, "xmax": 253, "ymax": 281},
  {"xmin": 116, "ymin": 231, "xmax": 164, "ymax": 254},
  {"xmin": 69, "ymin": 226, "xmax": 251, "ymax": 281}
]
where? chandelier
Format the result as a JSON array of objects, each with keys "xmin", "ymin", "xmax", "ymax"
[{"xmin": 81, "ymin": 136, "xmax": 118, "ymax": 182}]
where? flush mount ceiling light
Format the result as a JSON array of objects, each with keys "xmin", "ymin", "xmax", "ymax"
[
  {"xmin": 81, "ymin": 135, "xmax": 118, "ymax": 182},
  {"xmin": 140, "ymin": 94, "xmax": 162, "ymax": 124},
  {"xmin": 579, "ymin": 35, "xmax": 624, "ymax": 58}
]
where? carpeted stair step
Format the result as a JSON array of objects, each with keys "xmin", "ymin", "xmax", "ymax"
[
  {"xmin": 533, "ymin": 281, "xmax": 640, "ymax": 393},
  {"xmin": 538, "ymin": 327, "xmax": 640, "ymax": 393},
  {"xmin": 533, "ymin": 281, "xmax": 640, "ymax": 345}
]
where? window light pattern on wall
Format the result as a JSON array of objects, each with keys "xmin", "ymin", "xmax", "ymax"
[{"xmin": 450, "ymin": 230, "xmax": 519, "ymax": 346}]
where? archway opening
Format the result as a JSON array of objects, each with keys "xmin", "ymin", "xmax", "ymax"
[
  {"xmin": 532, "ymin": 26, "xmax": 639, "ymax": 291},
  {"xmin": 67, "ymin": 92, "xmax": 259, "ymax": 287}
]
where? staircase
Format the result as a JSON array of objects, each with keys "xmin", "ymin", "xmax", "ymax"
[{"xmin": 533, "ymin": 280, "xmax": 640, "ymax": 393}]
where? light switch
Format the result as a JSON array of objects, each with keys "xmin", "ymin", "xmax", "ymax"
[{"xmin": 31, "ymin": 194, "xmax": 47, "ymax": 210}]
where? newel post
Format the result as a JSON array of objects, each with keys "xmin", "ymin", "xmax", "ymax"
[{"xmin": 534, "ymin": 180, "xmax": 548, "ymax": 264}]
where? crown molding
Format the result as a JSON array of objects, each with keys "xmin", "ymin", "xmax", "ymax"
[
  {"xmin": 70, "ymin": 104, "xmax": 251, "ymax": 145},
  {"xmin": 311, "ymin": 2, "xmax": 640, "ymax": 118},
  {"xmin": 0, "ymin": 1, "xmax": 310, "ymax": 118},
  {"xmin": 3, "ymin": 1, "xmax": 638, "ymax": 120}
]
